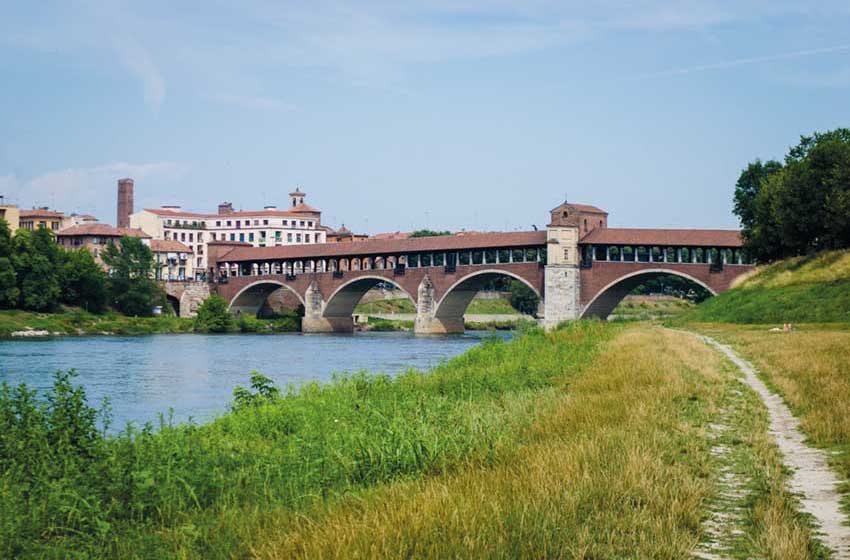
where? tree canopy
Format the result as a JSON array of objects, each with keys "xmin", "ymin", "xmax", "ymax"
[{"xmin": 734, "ymin": 128, "xmax": 850, "ymax": 262}]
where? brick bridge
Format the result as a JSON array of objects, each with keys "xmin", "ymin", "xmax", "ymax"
[{"xmin": 206, "ymin": 202, "xmax": 754, "ymax": 333}]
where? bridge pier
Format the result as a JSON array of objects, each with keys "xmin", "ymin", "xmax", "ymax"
[{"xmin": 412, "ymin": 274, "xmax": 465, "ymax": 335}]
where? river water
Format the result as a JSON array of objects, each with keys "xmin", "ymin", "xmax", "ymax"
[{"xmin": 0, "ymin": 332, "xmax": 506, "ymax": 430}]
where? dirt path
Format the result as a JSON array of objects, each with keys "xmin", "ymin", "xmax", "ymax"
[{"xmin": 698, "ymin": 333, "xmax": 850, "ymax": 559}]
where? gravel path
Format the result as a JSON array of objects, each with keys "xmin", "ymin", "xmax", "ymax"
[{"xmin": 698, "ymin": 334, "xmax": 850, "ymax": 559}]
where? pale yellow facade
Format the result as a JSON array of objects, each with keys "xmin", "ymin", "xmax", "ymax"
[{"xmin": 0, "ymin": 205, "xmax": 20, "ymax": 231}]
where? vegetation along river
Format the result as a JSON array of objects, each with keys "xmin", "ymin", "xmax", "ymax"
[{"xmin": 0, "ymin": 331, "xmax": 508, "ymax": 430}]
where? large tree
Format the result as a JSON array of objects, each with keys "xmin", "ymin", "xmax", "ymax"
[
  {"xmin": 734, "ymin": 128, "xmax": 850, "ymax": 261},
  {"xmin": 59, "ymin": 248, "xmax": 107, "ymax": 312},
  {"xmin": 102, "ymin": 236, "xmax": 162, "ymax": 316},
  {"xmin": 0, "ymin": 220, "xmax": 17, "ymax": 307},
  {"xmin": 11, "ymin": 228, "xmax": 60, "ymax": 311}
]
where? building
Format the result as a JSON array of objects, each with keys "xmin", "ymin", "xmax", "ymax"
[
  {"xmin": 19, "ymin": 208, "xmax": 69, "ymax": 232},
  {"xmin": 117, "ymin": 178, "xmax": 134, "ymax": 228},
  {"xmin": 65, "ymin": 213, "xmax": 99, "ymax": 228},
  {"xmin": 324, "ymin": 224, "xmax": 369, "ymax": 243},
  {"xmin": 150, "ymin": 239, "xmax": 194, "ymax": 281},
  {"xmin": 0, "ymin": 203, "xmax": 20, "ymax": 231},
  {"xmin": 56, "ymin": 223, "xmax": 151, "ymax": 267},
  {"xmin": 130, "ymin": 189, "xmax": 326, "ymax": 277}
]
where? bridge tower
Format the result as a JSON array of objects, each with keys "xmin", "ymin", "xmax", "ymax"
[{"xmin": 543, "ymin": 202, "xmax": 584, "ymax": 328}]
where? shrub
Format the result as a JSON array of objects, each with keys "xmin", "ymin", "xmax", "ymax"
[{"xmin": 194, "ymin": 295, "xmax": 235, "ymax": 333}]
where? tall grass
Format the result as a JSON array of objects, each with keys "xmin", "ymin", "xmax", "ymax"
[
  {"xmin": 252, "ymin": 327, "xmax": 825, "ymax": 558},
  {"xmin": 0, "ymin": 322, "xmax": 613, "ymax": 558}
]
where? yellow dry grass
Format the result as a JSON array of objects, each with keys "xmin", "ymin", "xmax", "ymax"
[
  {"xmin": 739, "ymin": 250, "xmax": 850, "ymax": 290},
  {"xmin": 251, "ymin": 327, "xmax": 734, "ymax": 559},
  {"xmin": 696, "ymin": 324, "xmax": 850, "ymax": 447}
]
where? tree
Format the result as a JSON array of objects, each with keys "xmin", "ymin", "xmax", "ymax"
[
  {"xmin": 0, "ymin": 220, "xmax": 17, "ymax": 307},
  {"xmin": 508, "ymin": 280, "xmax": 540, "ymax": 315},
  {"xmin": 733, "ymin": 159, "xmax": 782, "ymax": 233},
  {"xmin": 194, "ymin": 295, "xmax": 235, "ymax": 333},
  {"xmin": 59, "ymin": 249, "xmax": 107, "ymax": 312},
  {"xmin": 102, "ymin": 236, "xmax": 162, "ymax": 316},
  {"xmin": 11, "ymin": 229, "xmax": 60, "ymax": 311},
  {"xmin": 734, "ymin": 128, "xmax": 850, "ymax": 261},
  {"xmin": 409, "ymin": 230, "xmax": 453, "ymax": 238}
]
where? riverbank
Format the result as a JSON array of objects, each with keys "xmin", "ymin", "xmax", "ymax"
[
  {"xmin": 0, "ymin": 309, "xmax": 304, "ymax": 338},
  {"xmin": 2, "ymin": 321, "xmax": 836, "ymax": 558},
  {"xmin": 0, "ymin": 308, "xmax": 195, "ymax": 337}
]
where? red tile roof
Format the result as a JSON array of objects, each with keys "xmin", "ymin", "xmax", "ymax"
[
  {"xmin": 57, "ymin": 224, "xmax": 151, "ymax": 238},
  {"xmin": 217, "ymin": 230, "xmax": 548, "ymax": 262},
  {"xmin": 580, "ymin": 228, "xmax": 743, "ymax": 247},
  {"xmin": 144, "ymin": 207, "xmax": 321, "ymax": 219},
  {"xmin": 150, "ymin": 239, "xmax": 192, "ymax": 252},
  {"xmin": 290, "ymin": 202, "xmax": 320, "ymax": 214},
  {"xmin": 20, "ymin": 209, "xmax": 65, "ymax": 219},
  {"xmin": 550, "ymin": 202, "xmax": 608, "ymax": 214}
]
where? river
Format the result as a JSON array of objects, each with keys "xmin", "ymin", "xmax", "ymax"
[{"xmin": 0, "ymin": 331, "xmax": 507, "ymax": 430}]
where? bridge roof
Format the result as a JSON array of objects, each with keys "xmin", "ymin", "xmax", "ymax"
[
  {"xmin": 580, "ymin": 228, "xmax": 743, "ymax": 247},
  {"xmin": 217, "ymin": 230, "xmax": 547, "ymax": 262}
]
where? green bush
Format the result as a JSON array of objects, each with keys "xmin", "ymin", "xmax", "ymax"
[{"xmin": 194, "ymin": 295, "xmax": 236, "ymax": 333}]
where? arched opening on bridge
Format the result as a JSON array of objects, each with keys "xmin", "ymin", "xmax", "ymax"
[
  {"xmin": 581, "ymin": 270, "xmax": 715, "ymax": 320},
  {"xmin": 165, "ymin": 295, "xmax": 180, "ymax": 317},
  {"xmin": 229, "ymin": 281, "xmax": 305, "ymax": 318},
  {"xmin": 323, "ymin": 276, "xmax": 416, "ymax": 324},
  {"xmin": 434, "ymin": 270, "xmax": 541, "ymax": 324}
]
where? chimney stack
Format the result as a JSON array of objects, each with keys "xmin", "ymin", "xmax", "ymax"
[
  {"xmin": 117, "ymin": 178, "xmax": 134, "ymax": 228},
  {"xmin": 218, "ymin": 202, "xmax": 234, "ymax": 215}
]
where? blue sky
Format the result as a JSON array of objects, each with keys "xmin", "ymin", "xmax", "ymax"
[{"xmin": 1, "ymin": 1, "xmax": 849, "ymax": 233}]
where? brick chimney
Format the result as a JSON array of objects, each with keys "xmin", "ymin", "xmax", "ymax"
[
  {"xmin": 218, "ymin": 202, "xmax": 234, "ymax": 215},
  {"xmin": 117, "ymin": 178, "xmax": 134, "ymax": 228}
]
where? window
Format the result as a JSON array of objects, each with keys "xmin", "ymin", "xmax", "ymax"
[
  {"xmin": 263, "ymin": 219, "xmax": 268, "ymax": 225},
  {"xmin": 239, "ymin": 233, "xmax": 245, "ymax": 242},
  {"xmin": 260, "ymin": 231, "xmax": 266, "ymax": 238},
  {"xmin": 254, "ymin": 219, "xmax": 259, "ymax": 226},
  {"xmin": 230, "ymin": 233, "xmax": 235, "ymax": 241},
  {"xmin": 216, "ymin": 221, "xmax": 221, "ymax": 227},
  {"xmin": 299, "ymin": 220, "xmax": 305, "ymax": 227},
  {"xmin": 165, "ymin": 231, "xmax": 171, "ymax": 240},
  {"xmin": 296, "ymin": 233, "xmax": 302, "ymax": 243},
  {"xmin": 197, "ymin": 232, "xmax": 203, "ymax": 242},
  {"xmin": 305, "ymin": 234, "xmax": 311, "ymax": 243},
  {"xmin": 197, "ymin": 258, "xmax": 202, "ymax": 267},
  {"xmin": 287, "ymin": 233, "xmax": 292, "ymax": 242},
  {"xmin": 583, "ymin": 219, "xmax": 587, "ymax": 231},
  {"xmin": 181, "ymin": 232, "xmax": 186, "ymax": 241},
  {"xmin": 249, "ymin": 233, "xmax": 254, "ymax": 242},
  {"xmin": 189, "ymin": 233, "xmax": 194, "ymax": 242},
  {"xmin": 282, "ymin": 220, "xmax": 288, "ymax": 226},
  {"xmin": 167, "ymin": 219, "xmax": 172, "ymax": 225},
  {"xmin": 308, "ymin": 221, "xmax": 313, "ymax": 227},
  {"xmin": 564, "ymin": 249, "xmax": 569, "ymax": 260},
  {"xmin": 226, "ymin": 220, "xmax": 232, "ymax": 227},
  {"xmin": 210, "ymin": 233, "xmax": 215, "ymax": 240}
]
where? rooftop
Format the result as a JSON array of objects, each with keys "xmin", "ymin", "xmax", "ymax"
[
  {"xmin": 20, "ymin": 208, "xmax": 65, "ymax": 219},
  {"xmin": 150, "ymin": 239, "xmax": 192, "ymax": 253},
  {"xmin": 216, "ymin": 230, "xmax": 548, "ymax": 262},
  {"xmin": 144, "ymin": 207, "xmax": 321, "ymax": 220},
  {"xmin": 580, "ymin": 228, "xmax": 743, "ymax": 247},
  {"xmin": 57, "ymin": 224, "xmax": 151, "ymax": 238}
]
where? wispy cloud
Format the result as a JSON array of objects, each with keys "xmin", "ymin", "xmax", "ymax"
[
  {"xmin": 630, "ymin": 43, "xmax": 850, "ymax": 80},
  {"xmin": 112, "ymin": 37, "xmax": 166, "ymax": 110},
  {"xmin": 210, "ymin": 93, "xmax": 296, "ymax": 112},
  {"xmin": 1, "ymin": 162, "xmax": 187, "ymax": 223}
]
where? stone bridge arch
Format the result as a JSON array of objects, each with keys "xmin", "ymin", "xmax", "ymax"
[
  {"xmin": 322, "ymin": 275, "xmax": 417, "ymax": 322},
  {"xmin": 229, "ymin": 280, "xmax": 306, "ymax": 317},
  {"xmin": 580, "ymin": 268, "xmax": 717, "ymax": 319}
]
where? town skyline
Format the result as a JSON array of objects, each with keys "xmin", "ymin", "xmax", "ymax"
[{"xmin": 3, "ymin": 1, "xmax": 850, "ymax": 233}]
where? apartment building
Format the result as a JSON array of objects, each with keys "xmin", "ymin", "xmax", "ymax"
[
  {"xmin": 19, "ymin": 208, "xmax": 69, "ymax": 231},
  {"xmin": 56, "ymin": 223, "xmax": 151, "ymax": 267},
  {"xmin": 130, "ymin": 189, "xmax": 325, "ymax": 278}
]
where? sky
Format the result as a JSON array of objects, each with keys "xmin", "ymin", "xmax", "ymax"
[{"xmin": 1, "ymin": 1, "xmax": 849, "ymax": 233}]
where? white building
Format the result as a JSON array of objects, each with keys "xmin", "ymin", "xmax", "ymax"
[{"xmin": 130, "ymin": 189, "xmax": 325, "ymax": 278}]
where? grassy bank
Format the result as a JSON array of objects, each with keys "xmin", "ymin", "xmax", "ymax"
[
  {"xmin": 2, "ymin": 322, "xmax": 828, "ymax": 558},
  {"xmin": 0, "ymin": 308, "xmax": 194, "ymax": 337},
  {"xmin": 611, "ymin": 294, "xmax": 694, "ymax": 321},
  {"xmin": 684, "ymin": 250, "xmax": 850, "ymax": 323},
  {"xmin": 355, "ymin": 296, "xmax": 520, "ymax": 316},
  {"xmin": 1, "ymin": 322, "xmax": 613, "ymax": 557}
]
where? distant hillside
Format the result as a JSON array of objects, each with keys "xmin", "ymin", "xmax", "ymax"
[{"xmin": 683, "ymin": 250, "xmax": 850, "ymax": 323}]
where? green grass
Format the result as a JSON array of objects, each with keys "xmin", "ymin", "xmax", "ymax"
[
  {"xmin": 364, "ymin": 317, "xmax": 415, "ymax": 331},
  {"xmin": 611, "ymin": 295, "xmax": 694, "ymax": 321},
  {"xmin": 0, "ymin": 308, "xmax": 195, "ymax": 337},
  {"xmin": 0, "ymin": 322, "xmax": 615, "ymax": 558},
  {"xmin": 354, "ymin": 298, "xmax": 416, "ymax": 314},
  {"xmin": 466, "ymin": 297, "xmax": 520, "ymax": 315},
  {"xmin": 682, "ymin": 250, "xmax": 850, "ymax": 323}
]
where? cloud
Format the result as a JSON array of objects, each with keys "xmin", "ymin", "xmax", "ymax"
[
  {"xmin": 112, "ymin": 37, "xmax": 166, "ymax": 110},
  {"xmin": 2, "ymin": 162, "xmax": 187, "ymax": 224},
  {"xmin": 209, "ymin": 93, "xmax": 296, "ymax": 112},
  {"xmin": 629, "ymin": 43, "xmax": 850, "ymax": 80}
]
